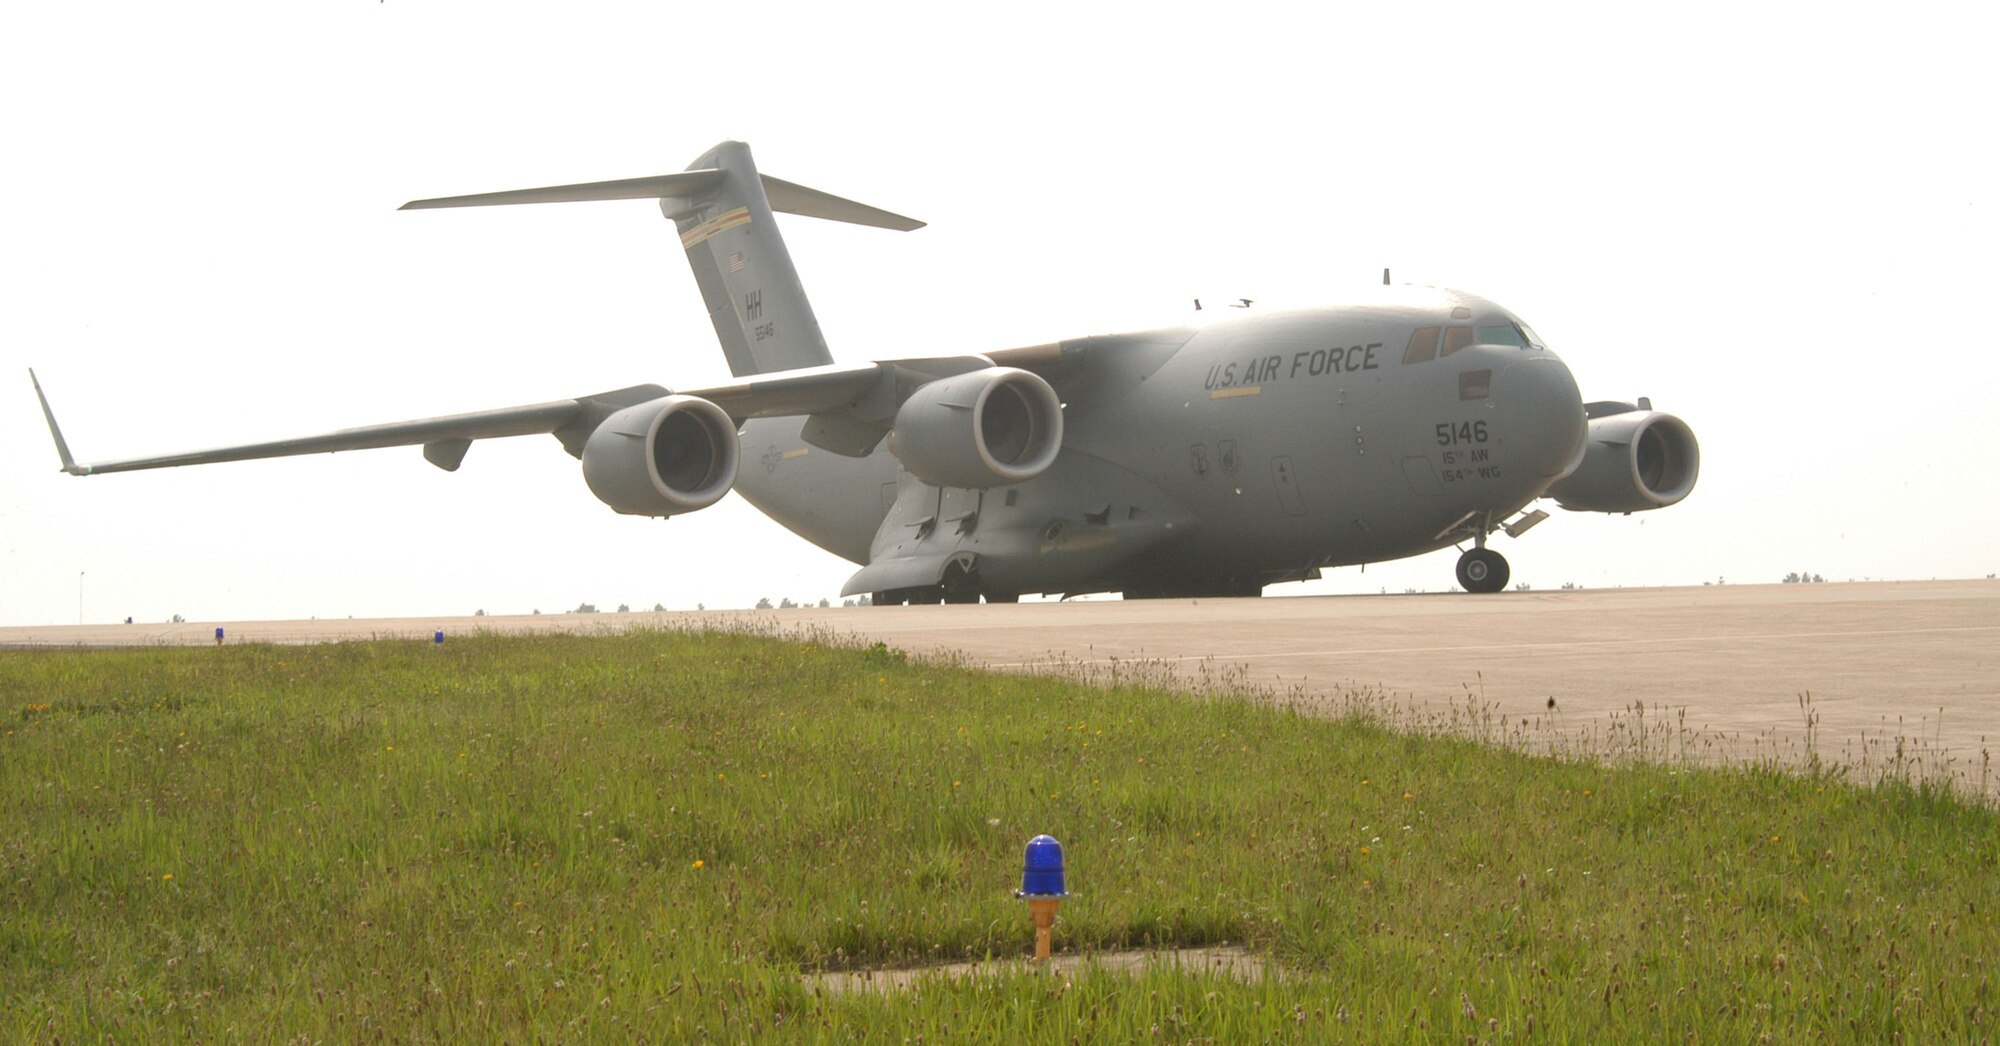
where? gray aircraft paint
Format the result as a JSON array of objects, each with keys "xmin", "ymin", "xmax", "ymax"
[
  {"xmin": 733, "ymin": 291, "xmax": 1596, "ymax": 598},
  {"xmin": 31, "ymin": 141, "xmax": 1698, "ymax": 599}
]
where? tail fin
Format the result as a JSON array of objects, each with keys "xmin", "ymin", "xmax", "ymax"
[{"xmin": 402, "ymin": 141, "xmax": 922, "ymax": 377}]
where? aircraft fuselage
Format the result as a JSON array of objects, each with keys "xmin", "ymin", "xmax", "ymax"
[{"xmin": 734, "ymin": 286, "xmax": 1587, "ymax": 599}]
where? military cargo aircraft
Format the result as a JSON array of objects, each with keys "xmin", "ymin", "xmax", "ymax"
[{"xmin": 32, "ymin": 141, "xmax": 1697, "ymax": 600}]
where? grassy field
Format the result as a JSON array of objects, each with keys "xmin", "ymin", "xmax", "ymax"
[{"xmin": 4, "ymin": 629, "xmax": 1996, "ymax": 1041}]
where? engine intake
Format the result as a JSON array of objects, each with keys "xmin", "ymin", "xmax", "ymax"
[
  {"xmin": 1546, "ymin": 410, "xmax": 1699, "ymax": 513},
  {"xmin": 581, "ymin": 395, "xmax": 739, "ymax": 516},
  {"xmin": 887, "ymin": 367, "xmax": 1063, "ymax": 488}
]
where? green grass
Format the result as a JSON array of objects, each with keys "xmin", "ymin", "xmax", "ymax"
[{"xmin": 3, "ymin": 630, "xmax": 1997, "ymax": 1041}]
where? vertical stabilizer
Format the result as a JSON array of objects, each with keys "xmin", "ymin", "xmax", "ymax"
[
  {"xmin": 401, "ymin": 140, "xmax": 923, "ymax": 378},
  {"xmin": 666, "ymin": 142, "xmax": 829, "ymax": 376}
]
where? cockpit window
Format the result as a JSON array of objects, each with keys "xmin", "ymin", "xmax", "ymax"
[
  {"xmin": 1518, "ymin": 322, "xmax": 1546, "ymax": 349},
  {"xmin": 1476, "ymin": 324, "xmax": 1528, "ymax": 347},
  {"xmin": 1404, "ymin": 326, "xmax": 1440, "ymax": 364},
  {"xmin": 1442, "ymin": 326, "xmax": 1475, "ymax": 356}
]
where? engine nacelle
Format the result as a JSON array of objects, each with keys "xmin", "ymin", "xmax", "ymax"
[
  {"xmin": 580, "ymin": 395, "xmax": 739, "ymax": 517},
  {"xmin": 887, "ymin": 367, "xmax": 1063, "ymax": 488},
  {"xmin": 1546, "ymin": 410, "xmax": 1699, "ymax": 513}
]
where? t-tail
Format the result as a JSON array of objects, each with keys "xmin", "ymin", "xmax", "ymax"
[{"xmin": 401, "ymin": 141, "xmax": 922, "ymax": 376}]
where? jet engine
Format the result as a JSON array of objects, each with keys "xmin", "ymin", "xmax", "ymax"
[
  {"xmin": 580, "ymin": 395, "xmax": 739, "ymax": 516},
  {"xmin": 1546, "ymin": 410, "xmax": 1699, "ymax": 513},
  {"xmin": 886, "ymin": 367, "xmax": 1063, "ymax": 488}
]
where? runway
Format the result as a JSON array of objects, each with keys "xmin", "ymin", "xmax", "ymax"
[{"xmin": 7, "ymin": 580, "xmax": 1997, "ymax": 791}]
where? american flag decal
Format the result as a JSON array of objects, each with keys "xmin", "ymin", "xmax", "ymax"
[{"xmin": 728, "ymin": 251, "xmax": 745, "ymax": 273}]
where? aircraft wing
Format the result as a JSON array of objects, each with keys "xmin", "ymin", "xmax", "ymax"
[
  {"xmin": 985, "ymin": 331, "xmax": 1195, "ymax": 406},
  {"xmin": 30, "ymin": 370, "xmax": 677, "ymax": 476},
  {"xmin": 29, "ymin": 355, "xmax": 998, "ymax": 477}
]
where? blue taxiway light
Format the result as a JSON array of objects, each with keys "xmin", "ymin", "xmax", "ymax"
[{"xmin": 1019, "ymin": 834, "xmax": 1066, "ymax": 897}]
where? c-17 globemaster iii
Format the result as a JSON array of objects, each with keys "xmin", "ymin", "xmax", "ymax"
[{"xmin": 32, "ymin": 141, "xmax": 1697, "ymax": 601}]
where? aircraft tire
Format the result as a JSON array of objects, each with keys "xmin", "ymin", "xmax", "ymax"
[
  {"xmin": 940, "ymin": 563, "xmax": 982, "ymax": 604},
  {"xmin": 1456, "ymin": 548, "xmax": 1510, "ymax": 593}
]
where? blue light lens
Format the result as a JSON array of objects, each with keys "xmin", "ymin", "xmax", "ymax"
[{"xmin": 1020, "ymin": 834, "xmax": 1066, "ymax": 896}]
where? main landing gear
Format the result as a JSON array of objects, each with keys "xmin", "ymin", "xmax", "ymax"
[
  {"xmin": 870, "ymin": 586, "xmax": 1017, "ymax": 606},
  {"xmin": 871, "ymin": 560, "xmax": 1017, "ymax": 606},
  {"xmin": 1456, "ymin": 547, "xmax": 1510, "ymax": 594}
]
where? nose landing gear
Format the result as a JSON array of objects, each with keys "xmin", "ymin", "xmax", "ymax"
[{"xmin": 1456, "ymin": 547, "xmax": 1510, "ymax": 594}]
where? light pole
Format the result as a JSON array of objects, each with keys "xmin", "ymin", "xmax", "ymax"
[{"xmin": 78, "ymin": 571, "xmax": 85, "ymax": 626}]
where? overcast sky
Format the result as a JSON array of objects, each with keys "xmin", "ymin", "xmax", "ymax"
[{"xmin": 2, "ymin": 2, "xmax": 1993, "ymax": 626}]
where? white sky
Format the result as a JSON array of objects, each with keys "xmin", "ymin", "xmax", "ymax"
[{"xmin": 3, "ymin": 2, "xmax": 1994, "ymax": 626}]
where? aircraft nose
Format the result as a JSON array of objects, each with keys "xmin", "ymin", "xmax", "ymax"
[{"xmin": 1499, "ymin": 355, "xmax": 1586, "ymax": 478}]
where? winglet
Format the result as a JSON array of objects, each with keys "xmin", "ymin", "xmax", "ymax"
[{"xmin": 28, "ymin": 369, "xmax": 86, "ymax": 475}]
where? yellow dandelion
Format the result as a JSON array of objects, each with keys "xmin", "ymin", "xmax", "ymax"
[
  {"xmin": 1359, "ymin": 846, "xmax": 1370, "ymax": 855},
  {"xmin": 385, "ymin": 745, "xmax": 394, "ymax": 752},
  {"xmin": 952, "ymin": 780, "xmax": 962, "ymax": 788},
  {"xmin": 1403, "ymin": 791, "xmax": 1413, "ymax": 799},
  {"xmin": 162, "ymin": 873, "xmax": 173, "ymax": 881},
  {"xmin": 1361, "ymin": 778, "xmax": 1370, "ymax": 786},
  {"xmin": 692, "ymin": 859, "xmax": 705, "ymax": 870}
]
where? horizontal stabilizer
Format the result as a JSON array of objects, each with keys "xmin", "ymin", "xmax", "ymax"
[
  {"xmin": 401, "ymin": 170, "xmax": 923, "ymax": 230},
  {"xmin": 760, "ymin": 175, "xmax": 924, "ymax": 231},
  {"xmin": 400, "ymin": 170, "xmax": 726, "ymax": 210}
]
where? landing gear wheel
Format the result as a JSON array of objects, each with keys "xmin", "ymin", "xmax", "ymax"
[
  {"xmin": 1456, "ymin": 548, "xmax": 1510, "ymax": 593},
  {"xmin": 940, "ymin": 562, "xmax": 981, "ymax": 604}
]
